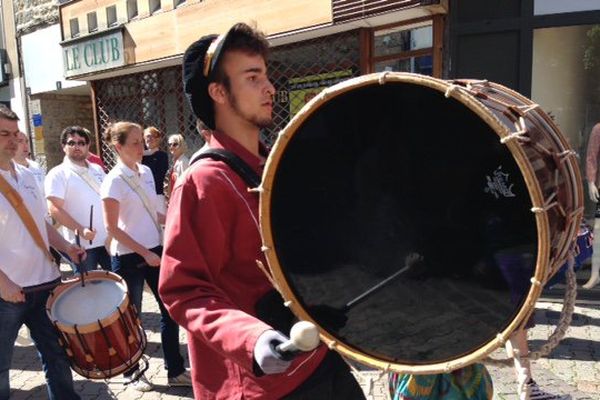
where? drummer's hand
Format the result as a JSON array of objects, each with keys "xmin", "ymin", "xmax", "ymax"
[
  {"xmin": 0, "ymin": 276, "xmax": 25, "ymax": 303},
  {"xmin": 253, "ymin": 330, "xmax": 292, "ymax": 375},
  {"xmin": 66, "ymin": 243, "xmax": 86, "ymax": 264},
  {"xmin": 80, "ymin": 227, "xmax": 96, "ymax": 242},
  {"xmin": 589, "ymin": 182, "xmax": 599, "ymax": 203},
  {"xmin": 143, "ymin": 251, "xmax": 161, "ymax": 267}
]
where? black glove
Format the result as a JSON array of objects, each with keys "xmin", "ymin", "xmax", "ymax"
[{"xmin": 308, "ymin": 304, "xmax": 348, "ymax": 331}]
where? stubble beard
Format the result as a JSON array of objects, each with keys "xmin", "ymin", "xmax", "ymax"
[
  {"xmin": 228, "ymin": 91, "xmax": 273, "ymax": 130},
  {"xmin": 69, "ymin": 152, "xmax": 88, "ymax": 163}
]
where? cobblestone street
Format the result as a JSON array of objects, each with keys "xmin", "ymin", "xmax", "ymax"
[{"xmin": 8, "ymin": 273, "xmax": 600, "ymax": 399}]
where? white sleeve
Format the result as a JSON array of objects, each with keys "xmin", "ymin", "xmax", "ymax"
[
  {"xmin": 44, "ymin": 168, "xmax": 66, "ymax": 200},
  {"xmin": 100, "ymin": 174, "xmax": 125, "ymax": 202}
]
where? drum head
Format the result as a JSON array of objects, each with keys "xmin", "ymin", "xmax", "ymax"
[
  {"xmin": 51, "ymin": 277, "xmax": 127, "ymax": 326},
  {"xmin": 261, "ymin": 75, "xmax": 544, "ymax": 372}
]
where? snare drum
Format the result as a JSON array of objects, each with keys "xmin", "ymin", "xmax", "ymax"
[
  {"xmin": 46, "ymin": 270, "xmax": 146, "ymax": 379},
  {"xmin": 259, "ymin": 73, "xmax": 583, "ymax": 374}
]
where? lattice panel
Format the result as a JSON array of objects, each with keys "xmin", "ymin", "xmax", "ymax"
[{"xmin": 94, "ymin": 30, "xmax": 361, "ymax": 166}]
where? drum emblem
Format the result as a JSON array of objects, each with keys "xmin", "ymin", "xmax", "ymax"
[{"xmin": 484, "ymin": 166, "xmax": 515, "ymax": 199}]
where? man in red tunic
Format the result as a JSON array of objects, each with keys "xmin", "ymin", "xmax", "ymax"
[{"xmin": 159, "ymin": 23, "xmax": 365, "ymax": 399}]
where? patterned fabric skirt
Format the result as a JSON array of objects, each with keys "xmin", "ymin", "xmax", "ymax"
[{"xmin": 389, "ymin": 364, "xmax": 493, "ymax": 400}]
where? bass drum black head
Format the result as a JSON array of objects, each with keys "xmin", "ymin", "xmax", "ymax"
[{"xmin": 263, "ymin": 76, "xmax": 539, "ymax": 370}]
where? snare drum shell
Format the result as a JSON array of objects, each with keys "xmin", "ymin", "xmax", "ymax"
[{"xmin": 46, "ymin": 271, "xmax": 146, "ymax": 379}]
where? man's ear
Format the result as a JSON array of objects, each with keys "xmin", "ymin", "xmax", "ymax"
[{"xmin": 208, "ymin": 82, "xmax": 227, "ymax": 105}]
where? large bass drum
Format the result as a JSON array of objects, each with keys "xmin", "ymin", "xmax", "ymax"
[{"xmin": 259, "ymin": 73, "xmax": 583, "ymax": 374}]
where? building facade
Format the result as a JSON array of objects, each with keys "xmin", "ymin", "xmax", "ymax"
[
  {"xmin": 57, "ymin": 0, "xmax": 447, "ymax": 166},
  {"xmin": 448, "ymin": 0, "xmax": 600, "ymax": 219},
  {"xmin": 13, "ymin": 0, "xmax": 94, "ymax": 169}
]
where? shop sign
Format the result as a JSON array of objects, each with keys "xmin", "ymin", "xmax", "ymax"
[
  {"xmin": 63, "ymin": 31, "xmax": 125, "ymax": 78},
  {"xmin": 288, "ymin": 69, "xmax": 354, "ymax": 117}
]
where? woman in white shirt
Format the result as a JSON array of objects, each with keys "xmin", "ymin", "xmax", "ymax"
[{"xmin": 100, "ymin": 121, "xmax": 190, "ymax": 392}]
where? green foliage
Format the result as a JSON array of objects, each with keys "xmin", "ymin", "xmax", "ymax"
[{"xmin": 583, "ymin": 25, "xmax": 600, "ymax": 70}]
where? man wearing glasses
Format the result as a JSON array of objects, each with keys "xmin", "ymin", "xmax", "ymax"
[{"xmin": 45, "ymin": 126, "xmax": 110, "ymax": 272}]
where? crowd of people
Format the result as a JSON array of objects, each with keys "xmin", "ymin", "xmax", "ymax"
[{"xmin": 0, "ymin": 21, "xmax": 568, "ymax": 400}]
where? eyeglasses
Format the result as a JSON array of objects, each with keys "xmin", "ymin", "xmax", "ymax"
[
  {"xmin": 66, "ymin": 140, "xmax": 88, "ymax": 147},
  {"xmin": 168, "ymin": 142, "xmax": 180, "ymax": 148}
]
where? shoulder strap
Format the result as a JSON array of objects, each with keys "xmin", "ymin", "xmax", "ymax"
[
  {"xmin": 70, "ymin": 164, "xmax": 101, "ymax": 194},
  {"xmin": 190, "ymin": 148, "xmax": 260, "ymax": 188},
  {"xmin": 119, "ymin": 173, "xmax": 163, "ymax": 241},
  {"xmin": 0, "ymin": 173, "xmax": 54, "ymax": 262}
]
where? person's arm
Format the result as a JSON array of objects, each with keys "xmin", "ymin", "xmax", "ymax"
[
  {"xmin": 586, "ymin": 124, "xmax": 600, "ymax": 202},
  {"xmin": 47, "ymin": 196, "xmax": 96, "ymax": 241},
  {"xmin": 159, "ymin": 173, "xmax": 271, "ymax": 372},
  {"xmin": 0, "ymin": 269, "xmax": 24, "ymax": 303},
  {"xmin": 46, "ymin": 221, "xmax": 85, "ymax": 262},
  {"xmin": 102, "ymin": 198, "xmax": 160, "ymax": 266}
]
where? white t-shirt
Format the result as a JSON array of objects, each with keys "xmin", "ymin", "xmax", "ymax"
[
  {"xmin": 45, "ymin": 158, "xmax": 108, "ymax": 250},
  {"xmin": 0, "ymin": 162, "xmax": 60, "ymax": 287},
  {"xmin": 100, "ymin": 161, "xmax": 162, "ymax": 256},
  {"xmin": 26, "ymin": 159, "xmax": 46, "ymax": 197},
  {"xmin": 174, "ymin": 154, "xmax": 190, "ymax": 179}
]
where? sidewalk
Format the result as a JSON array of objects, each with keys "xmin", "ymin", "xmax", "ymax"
[{"xmin": 9, "ymin": 287, "xmax": 600, "ymax": 399}]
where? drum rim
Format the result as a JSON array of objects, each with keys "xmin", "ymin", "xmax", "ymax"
[
  {"xmin": 46, "ymin": 270, "xmax": 132, "ymax": 334},
  {"xmin": 259, "ymin": 72, "xmax": 553, "ymax": 374}
]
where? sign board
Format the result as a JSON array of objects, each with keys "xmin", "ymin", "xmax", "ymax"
[
  {"xmin": 288, "ymin": 69, "xmax": 354, "ymax": 117},
  {"xmin": 63, "ymin": 30, "xmax": 125, "ymax": 78}
]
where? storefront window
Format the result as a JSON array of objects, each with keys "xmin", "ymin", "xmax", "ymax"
[
  {"xmin": 374, "ymin": 25, "xmax": 432, "ymax": 56},
  {"xmin": 532, "ymin": 24, "xmax": 600, "ymax": 218},
  {"xmin": 374, "ymin": 55, "xmax": 432, "ymax": 75},
  {"xmin": 532, "ymin": 24, "xmax": 600, "ymax": 154},
  {"xmin": 372, "ymin": 22, "xmax": 433, "ymax": 75}
]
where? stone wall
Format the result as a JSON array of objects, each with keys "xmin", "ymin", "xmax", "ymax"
[
  {"xmin": 30, "ymin": 93, "xmax": 95, "ymax": 170},
  {"xmin": 14, "ymin": 0, "xmax": 58, "ymax": 35}
]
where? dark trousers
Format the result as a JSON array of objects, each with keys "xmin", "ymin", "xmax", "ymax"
[
  {"xmin": 111, "ymin": 246, "xmax": 185, "ymax": 378},
  {"xmin": 284, "ymin": 351, "xmax": 366, "ymax": 399},
  {"xmin": 0, "ymin": 287, "xmax": 79, "ymax": 400},
  {"xmin": 79, "ymin": 246, "xmax": 111, "ymax": 273}
]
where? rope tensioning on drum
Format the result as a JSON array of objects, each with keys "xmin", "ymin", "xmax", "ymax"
[
  {"xmin": 97, "ymin": 319, "xmax": 118, "ymax": 378},
  {"xmin": 377, "ymin": 72, "xmax": 391, "ymax": 85},
  {"xmin": 73, "ymin": 324, "xmax": 98, "ymax": 379},
  {"xmin": 255, "ymin": 259, "xmax": 281, "ymax": 293},
  {"xmin": 500, "ymin": 129, "xmax": 529, "ymax": 144}
]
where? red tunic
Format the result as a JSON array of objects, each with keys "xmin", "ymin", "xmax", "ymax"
[{"xmin": 159, "ymin": 131, "xmax": 327, "ymax": 399}]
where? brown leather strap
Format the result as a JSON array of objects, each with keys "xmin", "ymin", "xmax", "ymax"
[{"xmin": 0, "ymin": 172, "xmax": 54, "ymax": 262}]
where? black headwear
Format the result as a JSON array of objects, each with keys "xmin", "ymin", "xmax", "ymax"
[{"xmin": 182, "ymin": 28, "xmax": 232, "ymax": 130}]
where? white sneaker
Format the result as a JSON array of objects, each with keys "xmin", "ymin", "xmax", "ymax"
[
  {"xmin": 125, "ymin": 373, "xmax": 154, "ymax": 392},
  {"xmin": 168, "ymin": 370, "xmax": 193, "ymax": 387}
]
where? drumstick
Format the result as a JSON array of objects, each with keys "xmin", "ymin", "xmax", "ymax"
[
  {"xmin": 89, "ymin": 205, "xmax": 93, "ymax": 245},
  {"xmin": 75, "ymin": 233, "xmax": 85, "ymax": 287},
  {"xmin": 273, "ymin": 321, "xmax": 320, "ymax": 360},
  {"xmin": 344, "ymin": 263, "xmax": 412, "ymax": 311}
]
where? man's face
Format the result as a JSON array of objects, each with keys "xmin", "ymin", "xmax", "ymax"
[
  {"xmin": 16, "ymin": 132, "xmax": 30, "ymax": 160},
  {"xmin": 220, "ymin": 51, "xmax": 275, "ymax": 129},
  {"xmin": 0, "ymin": 118, "xmax": 19, "ymax": 164},
  {"xmin": 62, "ymin": 133, "xmax": 89, "ymax": 162}
]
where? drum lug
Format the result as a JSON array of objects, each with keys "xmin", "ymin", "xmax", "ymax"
[
  {"xmin": 85, "ymin": 354, "xmax": 94, "ymax": 362},
  {"xmin": 108, "ymin": 347, "xmax": 117, "ymax": 356},
  {"xmin": 128, "ymin": 335, "xmax": 136, "ymax": 344}
]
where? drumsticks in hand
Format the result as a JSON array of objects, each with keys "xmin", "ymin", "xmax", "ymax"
[{"xmin": 89, "ymin": 205, "xmax": 93, "ymax": 245}]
